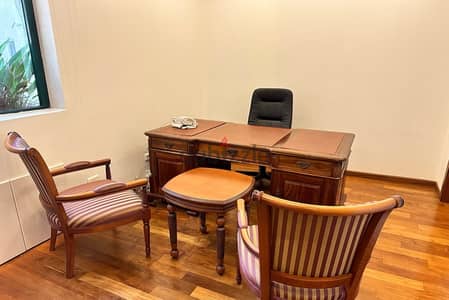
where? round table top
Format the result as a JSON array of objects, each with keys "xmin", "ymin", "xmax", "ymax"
[{"xmin": 162, "ymin": 168, "xmax": 255, "ymax": 205}]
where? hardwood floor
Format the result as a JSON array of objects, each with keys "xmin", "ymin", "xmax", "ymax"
[{"xmin": 1, "ymin": 175, "xmax": 449, "ymax": 299}]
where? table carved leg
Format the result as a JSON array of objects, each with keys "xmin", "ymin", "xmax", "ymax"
[
  {"xmin": 167, "ymin": 203, "xmax": 179, "ymax": 259},
  {"xmin": 216, "ymin": 214, "xmax": 225, "ymax": 275},
  {"xmin": 200, "ymin": 212, "xmax": 208, "ymax": 234}
]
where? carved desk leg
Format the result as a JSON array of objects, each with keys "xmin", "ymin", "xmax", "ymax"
[
  {"xmin": 216, "ymin": 214, "xmax": 226, "ymax": 275},
  {"xmin": 167, "ymin": 203, "xmax": 179, "ymax": 259},
  {"xmin": 200, "ymin": 212, "xmax": 208, "ymax": 234}
]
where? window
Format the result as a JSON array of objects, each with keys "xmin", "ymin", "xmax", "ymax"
[{"xmin": 0, "ymin": 0, "xmax": 49, "ymax": 114}]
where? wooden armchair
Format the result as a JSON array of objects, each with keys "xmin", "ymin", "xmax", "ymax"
[
  {"xmin": 237, "ymin": 191, "xmax": 404, "ymax": 300},
  {"xmin": 4, "ymin": 132, "xmax": 151, "ymax": 278}
]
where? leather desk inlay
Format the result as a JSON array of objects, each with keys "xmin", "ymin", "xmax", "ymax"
[
  {"xmin": 145, "ymin": 119, "xmax": 355, "ymax": 205},
  {"xmin": 274, "ymin": 129, "xmax": 345, "ymax": 155},
  {"xmin": 196, "ymin": 123, "xmax": 291, "ymax": 147}
]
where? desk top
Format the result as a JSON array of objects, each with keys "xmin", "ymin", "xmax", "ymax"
[
  {"xmin": 145, "ymin": 119, "xmax": 354, "ymax": 161},
  {"xmin": 197, "ymin": 123, "xmax": 291, "ymax": 147}
]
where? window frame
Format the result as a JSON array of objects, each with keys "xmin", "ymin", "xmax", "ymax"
[{"xmin": 1, "ymin": 0, "xmax": 50, "ymax": 114}]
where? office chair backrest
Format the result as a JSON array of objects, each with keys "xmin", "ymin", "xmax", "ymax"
[
  {"xmin": 254, "ymin": 191, "xmax": 404, "ymax": 299},
  {"xmin": 5, "ymin": 132, "xmax": 61, "ymax": 223},
  {"xmin": 248, "ymin": 88, "xmax": 293, "ymax": 129}
]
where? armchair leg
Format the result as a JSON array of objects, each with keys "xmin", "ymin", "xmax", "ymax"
[
  {"xmin": 236, "ymin": 252, "xmax": 242, "ymax": 284},
  {"xmin": 64, "ymin": 233, "xmax": 75, "ymax": 278},
  {"xmin": 143, "ymin": 218, "xmax": 151, "ymax": 257},
  {"xmin": 50, "ymin": 228, "xmax": 57, "ymax": 251}
]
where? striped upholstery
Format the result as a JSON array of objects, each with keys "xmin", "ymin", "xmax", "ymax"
[
  {"xmin": 271, "ymin": 208, "xmax": 371, "ymax": 277},
  {"xmin": 237, "ymin": 225, "xmax": 260, "ymax": 287},
  {"xmin": 18, "ymin": 147, "xmax": 60, "ymax": 220},
  {"xmin": 47, "ymin": 190, "xmax": 143, "ymax": 229},
  {"xmin": 238, "ymin": 225, "xmax": 346, "ymax": 300},
  {"xmin": 271, "ymin": 282, "xmax": 345, "ymax": 300},
  {"xmin": 237, "ymin": 209, "xmax": 373, "ymax": 300}
]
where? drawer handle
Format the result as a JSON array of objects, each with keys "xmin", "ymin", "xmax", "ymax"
[
  {"xmin": 296, "ymin": 161, "xmax": 311, "ymax": 169},
  {"xmin": 164, "ymin": 143, "xmax": 174, "ymax": 149},
  {"xmin": 226, "ymin": 149, "xmax": 238, "ymax": 156}
]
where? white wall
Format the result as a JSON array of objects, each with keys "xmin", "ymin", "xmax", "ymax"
[
  {"xmin": 2, "ymin": 0, "xmax": 449, "ymax": 262},
  {"xmin": 0, "ymin": 0, "xmax": 207, "ymax": 262},
  {"xmin": 201, "ymin": 0, "xmax": 449, "ymax": 181}
]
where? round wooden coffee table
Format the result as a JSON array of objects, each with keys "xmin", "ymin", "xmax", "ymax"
[{"xmin": 162, "ymin": 167, "xmax": 254, "ymax": 275}]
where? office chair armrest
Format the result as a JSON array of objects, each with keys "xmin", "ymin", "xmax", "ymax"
[
  {"xmin": 51, "ymin": 158, "xmax": 111, "ymax": 177},
  {"xmin": 55, "ymin": 178, "xmax": 147, "ymax": 202},
  {"xmin": 237, "ymin": 198, "xmax": 249, "ymax": 228},
  {"xmin": 239, "ymin": 227, "xmax": 259, "ymax": 257}
]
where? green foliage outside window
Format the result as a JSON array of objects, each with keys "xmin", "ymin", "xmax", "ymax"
[{"xmin": 0, "ymin": 39, "xmax": 38, "ymax": 111}]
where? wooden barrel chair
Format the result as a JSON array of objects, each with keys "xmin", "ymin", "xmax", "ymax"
[
  {"xmin": 236, "ymin": 190, "xmax": 404, "ymax": 300},
  {"xmin": 4, "ymin": 132, "xmax": 151, "ymax": 278}
]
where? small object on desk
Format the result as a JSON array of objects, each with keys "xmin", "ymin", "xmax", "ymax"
[{"xmin": 171, "ymin": 116, "xmax": 198, "ymax": 129}]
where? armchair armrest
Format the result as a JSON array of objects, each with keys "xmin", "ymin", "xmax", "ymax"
[
  {"xmin": 93, "ymin": 182, "xmax": 127, "ymax": 193},
  {"xmin": 237, "ymin": 198, "xmax": 249, "ymax": 228},
  {"xmin": 239, "ymin": 227, "xmax": 260, "ymax": 257},
  {"xmin": 55, "ymin": 178, "xmax": 147, "ymax": 202},
  {"xmin": 51, "ymin": 158, "xmax": 111, "ymax": 177},
  {"xmin": 237, "ymin": 198, "xmax": 259, "ymax": 257}
]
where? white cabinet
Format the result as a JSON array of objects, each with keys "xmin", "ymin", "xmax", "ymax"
[
  {"xmin": 10, "ymin": 176, "xmax": 50, "ymax": 249},
  {"xmin": 0, "ymin": 181, "xmax": 26, "ymax": 264}
]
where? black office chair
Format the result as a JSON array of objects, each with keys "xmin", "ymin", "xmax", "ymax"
[
  {"xmin": 248, "ymin": 88, "xmax": 293, "ymax": 128},
  {"xmin": 247, "ymin": 88, "xmax": 293, "ymax": 182}
]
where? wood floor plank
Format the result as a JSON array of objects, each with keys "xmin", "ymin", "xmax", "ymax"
[
  {"xmin": 79, "ymin": 272, "xmax": 160, "ymax": 300},
  {"xmin": 190, "ymin": 286, "xmax": 235, "ymax": 300},
  {"xmin": 364, "ymin": 267, "xmax": 424, "ymax": 291},
  {"xmin": 146, "ymin": 224, "xmax": 211, "ymax": 248},
  {"xmin": 150, "ymin": 286, "xmax": 195, "ymax": 300},
  {"xmin": 182, "ymin": 272, "xmax": 256, "ymax": 299}
]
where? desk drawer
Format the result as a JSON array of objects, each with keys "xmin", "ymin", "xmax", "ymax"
[
  {"xmin": 197, "ymin": 143, "xmax": 270, "ymax": 164},
  {"xmin": 273, "ymin": 155, "xmax": 339, "ymax": 177},
  {"xmin": 151, "ymin": 137, "xmax": 190, "ymax": 153}
]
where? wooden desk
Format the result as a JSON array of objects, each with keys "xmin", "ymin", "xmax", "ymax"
[{"xmin": 145, "ymin": 119, "xmax": 355, "ymax": 205}]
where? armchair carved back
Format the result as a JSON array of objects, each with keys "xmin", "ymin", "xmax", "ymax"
[{"xmin": 5, "ymin": 132, "xmax": 62, "ymax": 224}]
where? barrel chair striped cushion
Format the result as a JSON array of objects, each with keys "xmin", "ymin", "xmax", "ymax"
[{"xmin": 237, "ymin": 191, "xmax": 404, "ymax": 300}]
